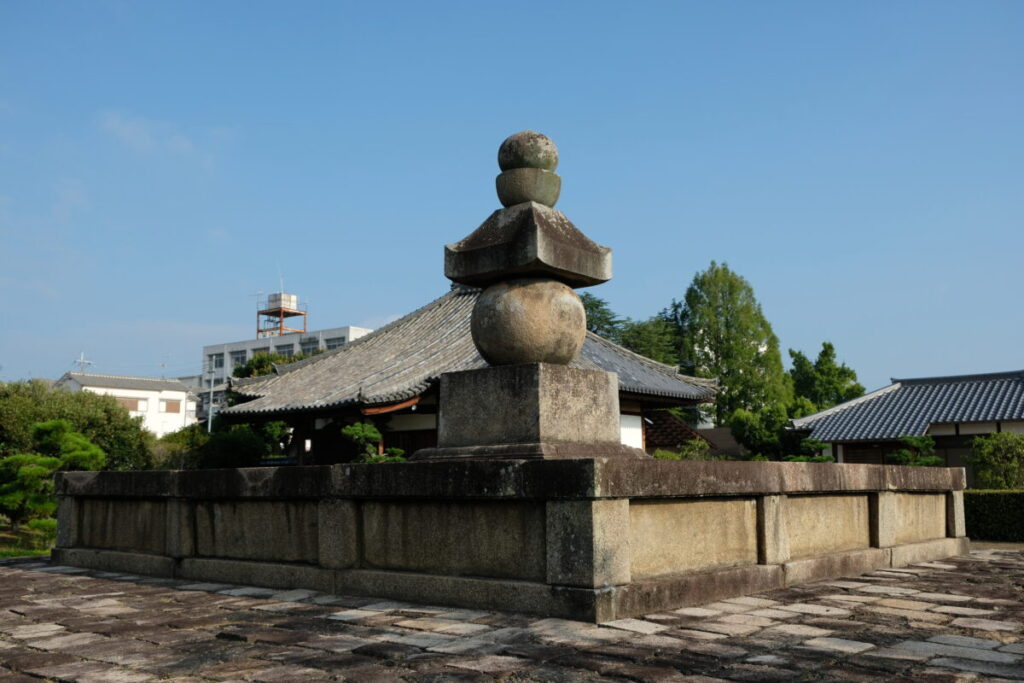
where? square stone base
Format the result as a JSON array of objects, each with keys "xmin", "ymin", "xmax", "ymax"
[{"xmin": 415, "ymin": 363, "xmax": 643, "ymax": 460}]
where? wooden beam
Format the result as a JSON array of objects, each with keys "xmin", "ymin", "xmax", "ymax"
[{"xmin": 361, "ymin": 396, "xmax": 422, "ymax": 416}]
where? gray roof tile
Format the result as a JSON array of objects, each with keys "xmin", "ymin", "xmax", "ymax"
[
  {"xmin": 791, "ymin": 370, "xmax": 1024, "ymax": 441},
  {"xmin": 58, "ymin": 373, "xmax": 190, "ymax": 393},
  {"xmin": 226, "ymin": 286, "xmax": 716, "ymax": 417}
]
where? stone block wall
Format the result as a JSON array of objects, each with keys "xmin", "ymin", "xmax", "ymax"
[{"xmin": 53, "ymin": 460, "xmax": 968, "ymax": 622}]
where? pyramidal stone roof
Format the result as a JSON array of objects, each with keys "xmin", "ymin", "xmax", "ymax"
[
  {"xmin": 791, "ymin": 370, "xmax": 1024, "ymax": 442},
  {"xmin": 226, "ymin": 286, "xmax": 716, "ymax": 417}
]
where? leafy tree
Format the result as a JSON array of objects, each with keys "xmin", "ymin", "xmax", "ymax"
[
  {"xmin": 788, "ymin": 342, "xmax": 864, "ymax": 410},
  {"xmin": 0, "ymin": 421, "xmax": 105, "ymax": 531},
  {"xmin": 729, "ymin": 405, "xmax": 814, "ymax": 460},
  {"xmin": 152, "ymin": 423, "xmax": 210, "ymax": 469},
  {"xmin": 664, "ymin": 262, "xmax": 789, "ymax": 426},
  {"xmin": 233, "ymin": 351, "xmax": 319, "ymax": 379},
  {"xmin": 886, "ymin": 436, "xmax": 943, "ymax": 467},
  {"xmin": 729, "ymin": 406, "xmax": 785, "ymax": 458},
  {"xmin": 0, "ymin": 454, "xmax": 61, "ymax": 532},
  {"xmin": 0, "ymin": 380, "xmax": 151, "ymax": 470},
  {"xmin": 340, "ymin": 422, "xmax": 405, "ymax": 464},
  {"xmin": 784, "ymin": 438, "xmax": 835, "ymax": 462},
  {"xmin": 969, "ymin": 433, "xmax": 1024, "ymax": 489},
  {"xmin": 579, "ymin": 292, "xmax": 623, "ymax": 341},
  {"xmin": 617, "ymin": 317, "xmax": 679, "ymax": 365},
  {"xmin": 195, "ymin": 426, "xmax": 268, "ymax": 469},
  {"xmin": 31, "ymin": 420, "xmax": 106, "ymax": 471}
]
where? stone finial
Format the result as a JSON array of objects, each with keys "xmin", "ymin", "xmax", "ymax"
[
  {"xmin": 496, "ymin": 131, "xmax": 561, "ymax": 208},
  {"xmin": 445, "ymin": 132, "xmax": 614, "ymax": 366},
  {"xmin": 445, "ymin": 133, "xmax": 612, "ymax": 290}
]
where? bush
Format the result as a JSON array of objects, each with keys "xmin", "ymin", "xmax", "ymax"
[
  {"xmin": 0, "ymin": 380, "xmax": 152, "ymax": 469},
  {"xmin": 886, "ymin": 436, "xmax": 943, "ymax": 467},
  {"xmin": 653, "ymin": 439, "xmax": 719, "ymax": 461},
  {"xmin": 969, "ymin": 433, "xmax": 1024, "ymax": 489},
  {"xmin": 964, "ymin": 490, "xmax": 1024, "ymax": 542},
  {"xmin": 784, "ymin": 454, "xmax": 836, "ymax": 463},
  {"xmin": 340, "ymin": 421, "xmax": 405, "ymax": 464},
  {"xmin": 195, "ymin": 426, "xmax": 267, "ymax": 469}
]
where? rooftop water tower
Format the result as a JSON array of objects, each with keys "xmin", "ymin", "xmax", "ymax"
[{"xmin": 256, "ymin": 291, "xmax": 308, "ymax": 338}]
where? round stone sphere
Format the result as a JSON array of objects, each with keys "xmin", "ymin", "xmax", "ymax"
[
  {"xmin": 472, "ymin": 278, "xmax": 586, "ymax": 365},
  {"xmin": 498, "ymin": 131, "xmax": 559, "ymax": 172}
]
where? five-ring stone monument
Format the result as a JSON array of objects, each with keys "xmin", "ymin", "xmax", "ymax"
[{"xmin": 53, "ymin": 132, "xmax": 970, "ymax": 622}]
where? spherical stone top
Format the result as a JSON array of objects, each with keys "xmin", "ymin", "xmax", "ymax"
[
  {"xmin": 498, "ymin": 131, "xmax": 559, "ymax": 172},
  {"xmin": 471, "ymin": 277, "xmax": 586, "ymax": 365}
]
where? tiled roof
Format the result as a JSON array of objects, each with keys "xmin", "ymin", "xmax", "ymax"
[
  {"xmin": 225, "ymin": 286, "xmax": 716, "ymax": 417},
  {"xmin": 790, "ymin": 370, "xmax": 1024, "ymax": 442},
  {"xmin": 58, "ymin": 372, "xmax": 190, "ymax": 393}
]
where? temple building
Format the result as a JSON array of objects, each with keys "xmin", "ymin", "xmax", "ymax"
[{"xmin": 223, "ymin": 285, "xmax": 716, "ymax": 462}]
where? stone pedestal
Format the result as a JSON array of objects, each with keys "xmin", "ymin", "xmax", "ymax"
[{"xmin": 413, "ymin": 363, "xmax": 646, "ymax": 460}]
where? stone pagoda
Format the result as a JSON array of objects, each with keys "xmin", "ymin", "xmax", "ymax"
[{"xmin": 415, "ymin": 131, "xmax": 647, "ymax": 460}]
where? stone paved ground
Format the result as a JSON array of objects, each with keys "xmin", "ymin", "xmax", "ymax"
[{"xmin": 1, "ymin": 550, "xmax": 1022, "ymax": 682}]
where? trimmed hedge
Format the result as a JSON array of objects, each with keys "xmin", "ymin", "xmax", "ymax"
[{"xmin": 964, "ymin": 490, "xmax": 1024, "ymax": 542}]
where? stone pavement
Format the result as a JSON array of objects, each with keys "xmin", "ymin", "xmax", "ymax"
[{"xmin": 1, "ymin": 550, "xmax": 1022, "ymax": 682}]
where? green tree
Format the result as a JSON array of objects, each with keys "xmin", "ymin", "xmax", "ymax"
[
  {"xmin": 0, "ymin": 380, "xmax": 151, "ymax": 470},
  {"xmin": 233, "ymin": 351, "xmax": 320, "ymax": 379},
  {"xmin": 886, "ymin": 436, "xmax": 943, "ymax": 467},
  {"xmin": 0, "ymin": 420, "xmax": 106, "ymax": 531},
  {"xmin": 0, "ymin": 454, "xmax": 61, "ymax": 531},
  {"xmin": 617, "ymin": 317, "xmax": 679, "ymax": 365},
  {"xmin": 31, "ymin": 420, "xmax": 106, "ymax": 471},
  {"xmin": 788, "ymin": 342, "xmax": 864, "ymax": 410},
  {"xmin": 969, "ymin": 433, "xmax": 1024, "ymax": 489},
  {"xmin": 195, "ymin": 426, "xmax": 268, "ymax": 469},
  {"xmin": 664, "ymin": 262, "xmax": 790, "ymax": 425},
  {"xmin": 579, "ymin": 292, "xmax": 623, "ymax": 341},
  {"xmin": 340, "ymin": 422, "xmax": 405, "ymax": 464},
  {"xmin": 152, "ymin": 423, "xmax": 210, "ymax": 469}
]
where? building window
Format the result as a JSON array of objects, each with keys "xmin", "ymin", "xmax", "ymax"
[
  {"xmin": 160, "ymin": 399, "xmax": 181, "ymax": 414},
  {"xmin": 230, "ymin": 351, "xmax": 247, "ymax": 367},
  {"xmin": 208, "ymin": 353, "xmax": 224, "ymax": 369},
  {"xmin": 115, "ymin": 397, "xmax": 147, "ymax": 412},
  {"xmin": 251, "ymin": 347, "xmax": 270, "ymax": 357},
  {"xmin": 275, "ymin": 344, "xmax": 294, "ymax": 356},
  {"xmin": 325, "ymin": 337, "xmax": 346, "ymax": 350},
  {"xmin": 301, "ymin": 341, "xmax": 320, "ymax": 355}
]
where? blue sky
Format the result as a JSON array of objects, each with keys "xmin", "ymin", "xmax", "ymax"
[{"xmin": 1, "ymin": 1, "xmax": 1021, "ymax": 391}]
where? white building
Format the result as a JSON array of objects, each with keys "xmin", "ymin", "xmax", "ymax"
[
  {"xmin": 55, "ymin": 372, "xmax": 198, "ymax": 438},
  {"xmin": 200, "ymin": 324, "xmax": 373, "ymax": 389}
]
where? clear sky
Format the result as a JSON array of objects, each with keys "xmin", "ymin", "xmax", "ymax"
[{"xmin": 1, "ymin": 1, "xmax": 1021, "ymax": 391}]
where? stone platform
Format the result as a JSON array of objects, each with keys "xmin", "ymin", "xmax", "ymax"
[
  {"xmin": 1, "ymin": 549, "xmax": 1022, "ymax": 681},
  {"xmin": 52, "ymin": 460, "xmax": 969, "ymax": 623}
]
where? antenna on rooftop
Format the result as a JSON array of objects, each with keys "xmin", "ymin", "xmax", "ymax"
[{"xmin": 73, "ymin": 352, "xmax": 94, "ymax": 373}]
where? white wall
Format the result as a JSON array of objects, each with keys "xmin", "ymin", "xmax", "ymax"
[
  {"xmin": 202, "ymin": 325, "xmax": 373, "ymax": 387},
  {"xmin": 620, "ymin": 414, "xmax": 644, "ymax": 449},
  {"xmin": 69, "ymin": 382, "xmax": 197, "ymax": 438},
  {"xmin": 385, "ymin": 411, "xmax": 645, "ymax": 448}
]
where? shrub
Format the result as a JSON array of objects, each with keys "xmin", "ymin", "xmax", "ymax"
[
  {"xmin": 340, "ymin": 422, "xmax": 405, "ymax": 463},
  {"xmin": 969, "ymin": 433, "xmax": 1024, "ymax": 489},
  {"xmin": 0, "ymin": 380, "xmax": 152, "ymax": 470},
  {"xmin": 784, "ymin": 454, "xmax": 836, "ymax": 463},
  {"xmin": 964, "ymin": 490, "xmax": 1024, "ymax": 542},
  {"xmin": 195, "ymin": 426, "xmax": 267, "ymax": 469},
  {"xmin": 886, "ymin": 436, "xmax": 943, "ymax": 467}
]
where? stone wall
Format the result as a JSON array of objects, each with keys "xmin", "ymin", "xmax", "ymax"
[{"xmin": 53, "ymin": 460, "xmax": 969, "ymax": 622}]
